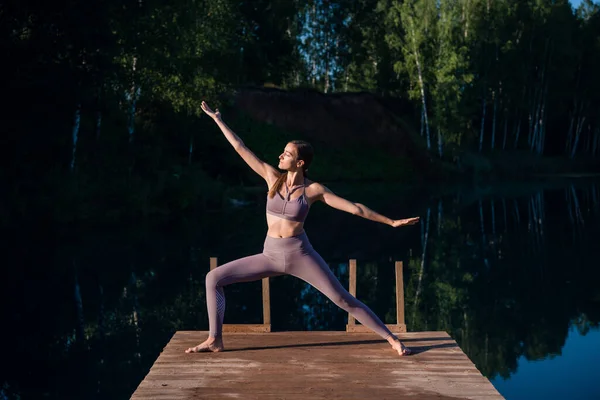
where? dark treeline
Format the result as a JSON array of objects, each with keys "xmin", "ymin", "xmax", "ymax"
[{"xmin": 2, "ymin": 0, "xmax": 600, "ymax": 226}]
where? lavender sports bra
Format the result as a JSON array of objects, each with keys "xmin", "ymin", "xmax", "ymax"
[{"xmin": 266, "ymin": 179, "xmax": 310, "ymax": 223}]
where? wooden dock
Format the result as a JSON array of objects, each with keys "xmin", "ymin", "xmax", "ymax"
[
  {"xmin": 131, "ymin": 331, "xmax": 504, "ymax": 399},
  {"xmin": 131, "ymin": 259, "xmax": 503, "ymax": 399}
]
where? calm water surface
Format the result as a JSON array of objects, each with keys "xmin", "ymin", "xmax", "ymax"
[{"xmin": 1, "ymin": 180, "xmax": 599, "ymax": 399}]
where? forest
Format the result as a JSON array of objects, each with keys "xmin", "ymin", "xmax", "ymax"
[{"xmin": 2, "ymin": 0, "xmax": 600, "ymax": 225}]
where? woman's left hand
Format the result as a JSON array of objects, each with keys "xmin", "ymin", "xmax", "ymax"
[{"xmin": 390, "ymin": 217, "xmax": 420, "ymax": 227}]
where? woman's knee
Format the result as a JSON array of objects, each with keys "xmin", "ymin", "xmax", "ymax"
[
  {"xmin": 205, "ymin": 269, "xmax": 220, "ymax": 288},
  {"xmin": 331, "ymin": 293, "xmax": 359, "ymax": 311}
]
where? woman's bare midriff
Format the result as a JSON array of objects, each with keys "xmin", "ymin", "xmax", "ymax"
[{"xmin": 266, "ymin": 213, "xmax": 305, "ymax": 238}]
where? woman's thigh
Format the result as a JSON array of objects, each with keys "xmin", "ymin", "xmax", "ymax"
[{"xmin": 207, "ymin": 253, "xmax": 285, "ymax": 287}]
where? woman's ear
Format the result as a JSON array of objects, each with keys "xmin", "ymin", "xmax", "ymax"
[{"xmin": 297, "ymin": 160, "xmax": 305, "ymax": 168}]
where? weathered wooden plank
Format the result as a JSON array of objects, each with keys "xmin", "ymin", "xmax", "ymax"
[
  {"xmin": 346, "ymin": 323, "xmax": 406, "ymax": 333},
  {"xmin": 132, "ymin": 331, "xmax": 504, "ymax": 400},
  {"xmin": 347, "ymin": 259, "xmax": 357, "ymax": 326},
  {"xmin": 261, "ymin": 278, "xmax": 270, "ymax": 325},
  {"xmin": 396, "ymin": 261, "xmax": 405, "ymax": 326},
  {"xmin": 222, "ymin": 324, "xmax": 271, "ymax": 333}
]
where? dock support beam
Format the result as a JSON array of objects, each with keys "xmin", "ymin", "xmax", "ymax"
[{"xmin": 346, "ymin": 260, "xmax": 406, "ymax": 333}]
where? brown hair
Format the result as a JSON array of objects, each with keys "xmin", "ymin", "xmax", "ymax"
[{"xmin": 268, "ymin": 140, "xmax": 314, "ymax": 199}]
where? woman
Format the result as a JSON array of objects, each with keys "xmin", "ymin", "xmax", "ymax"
[{"xmin": 185, "ymin": 101, "xmax": 419, "ymax": 356}]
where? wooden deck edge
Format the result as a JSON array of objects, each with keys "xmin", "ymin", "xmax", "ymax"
[
  {"xmin": 346, "ymin": 324, "xmax": 407, "ymax": 333},
  {"xmin": 222, "ymin": 324, "xmax": 271, "ymax": 333}
]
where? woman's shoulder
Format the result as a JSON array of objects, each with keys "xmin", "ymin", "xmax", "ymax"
[{"xmin": 305, "ymin": 179, "xmax": 326, "ymax": 194}]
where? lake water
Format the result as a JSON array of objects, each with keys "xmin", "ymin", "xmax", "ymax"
[{"xmin": 1, "ymin": 179, "xmax": 599, "ymax": 399}]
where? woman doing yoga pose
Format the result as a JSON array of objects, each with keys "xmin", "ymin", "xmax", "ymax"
[{"xmin": 185, "ymin": 101, "xmax": 419, "ymax": 356}]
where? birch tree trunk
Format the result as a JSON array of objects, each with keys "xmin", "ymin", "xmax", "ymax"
[
  {"xmin": 70, "ymin": 105, "xmax": 81, "ymax": 173},
  {"xmin": 527, "ymin": 87, "xmax": 536, "ymax": 148},
  {"xmin": 188, "ymin": 135, "xmax": 194, "ymax": 166},
  {"xmin": 311, "ymin": 4, "xmax": 317, "ymax": 87},
  {"xmin": 420, "ymin": 107, "xmax": 425, "ymax": 137},
  {"xmin": 566, "ymin": 105, "xmax": 576, "ymax": 155},
  {"xmin": 513, "ymin": 111, "xmax": 521, "ymax": 148},
  {"xmin": 479, "ymin": 87, "xmax": 487, "ymax": 152},
  {"xmin": 528, "ymin": 196, "xmax": 537, "ymax": 254},
  {"xmin": 437, "ymin": 199, "xmax": 443, "ymax": 236},
  {"xmin": 566, "ymin": 63, "xmax": 582, "ymax": 154},
  {"xmin": 413, "ymin": 207, "xmax": 431, "ymax": 320},
  {"xmin": 98, "ymin": 284, "xmax": 106, "ymax": 341},
  {"xmin": 585, "ymin": 124, "xmax": 592, "ymax": 154},
  {"xmin": 479, "ymin": 199, "xmax": 486, "ymax": 246},
  {"xmin": 502, "ymin": 198, "xmax": 508, "ymax": 233},
  {"xmin": 93, "ymin": 88, "xmax": 102, "ymax": 140},
  {"xmin": 530, "ymin": 82, "xmax": 544, "ymax": 153},
  {"xmin": 491, "ymin": 88, "xmax": 497, "ymax": 150},
  {"xmin": 502, "ymin": 109, "xmax": 508, "ymax": 150},
  {"xmin": 571, "ymin": 185, "xmax": 584, "ymax": 226},
  {"xmin": 128, "ymin": 57, "xmax": 139, "ymax": 144},
  {"xmin": 74, "ymin": 265, "xmax": 85, "ymax": 343},
  {"xmin": 571, "ymin": 114, "xmax": 586, "ymax": 158},
  {"xmin": 95, "ymin": 110, "xmax": 102, "ymax": 140},
  {"xmin": 411, "ymin": 22, "xmax": 431, "ymax": 150},
  {"xmin": 129, "ymin": 270, "xmax": 142, "ymax": 359},
  {"xmin": 491, "ymin": 199, "xmax": 496, "ymax": 237},
  {"xmin": 462, "ymin": 0, "xmax": 470, "ymax": 39},
  {"xmin": 324, "ymin": 31, "xmax": 330, "ymax": 93},
  {"xmin": 536, "ymin": 83, "xmax": 549, "ymax": 154},
  {"xmin": 531, "ymin": 41, "xmax": 551, "ymax": 154}
]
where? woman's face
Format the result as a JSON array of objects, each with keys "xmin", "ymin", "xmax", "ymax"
[{"xmin": 278, "ymin": 143, "xmax": 303, "ymax": 171}]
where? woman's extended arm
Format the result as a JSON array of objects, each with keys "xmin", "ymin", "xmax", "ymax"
[
  {"xmin": 201, "ymin": 101, "xmax": 278, "ymax": 183},
  {"xmin": 314, "ymin": 183, "xmax": 419, "ymax": 227}
]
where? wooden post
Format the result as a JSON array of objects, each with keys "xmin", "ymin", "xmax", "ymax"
[
  {"xmin": 209, "ymin": 257, "xmax": 271, "ymax": 332},
  {"xmin": 396, "ymin": 261, "xmax": 406, "ymax": 331},
  {"xmin": 346, "ymin": 259, "xmax": 406, "ymax": 333},
  {"xmin": 347, "ymin": 259, "xmax": 357, "ymax": 327},
  {"xmin": 262, "ymin": 278, "xmax": 270, "ymax": 325}
]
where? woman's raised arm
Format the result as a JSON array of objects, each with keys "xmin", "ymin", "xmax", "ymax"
[{"xmin": 201, "ymin": 101, "xmax": 279, "ymax": 183}]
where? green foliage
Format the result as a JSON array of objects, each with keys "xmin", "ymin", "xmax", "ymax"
[{"xmin": 3, "ymin": 0, "xmax": 600, "ymax": 227}]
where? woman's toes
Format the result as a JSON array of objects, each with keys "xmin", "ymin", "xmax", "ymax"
[{"xmin": 185, "ymin": 344, "xmax": 204, "ymax": 353}]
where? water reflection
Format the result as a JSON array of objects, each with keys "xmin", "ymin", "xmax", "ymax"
[
  {"xmin": 491, "ymin": 326, "xmax": 600, "ymax": 400},
  {"xmin": 405, "ymin": 181, "xmax": 600, "ymax": 386},
  {"xmin": 0, "ymin": 181, "xmax": 599, "ymax": 399}
]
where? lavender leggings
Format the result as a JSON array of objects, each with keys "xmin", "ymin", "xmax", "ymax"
[{"xmin": 205, "ymin": 232, "xmax": 393, "ymax": 339}]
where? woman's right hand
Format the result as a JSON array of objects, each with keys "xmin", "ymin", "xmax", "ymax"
[
  {"xmin": 390, "ymin": 217, "xmax": 420, "ymax": 228},
  {"xmin": 201, "ymin": 101, "xmax": 221, "ymax": 120}
]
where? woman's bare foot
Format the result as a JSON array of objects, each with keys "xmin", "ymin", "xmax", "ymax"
[
  {"xmin": 387, "ymin": 336, "xmax": 411, "ymax": 356},
  {"xmin": 185, "ymin": 336, "xmax": 224, "ymax": 353}
]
